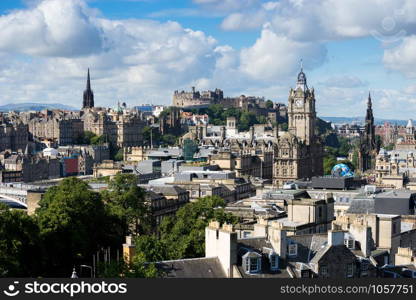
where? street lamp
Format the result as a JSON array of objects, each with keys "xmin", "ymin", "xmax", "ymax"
[{"xmin": 80, "ymin": 265, "xmax": 93, "ymax": 278}]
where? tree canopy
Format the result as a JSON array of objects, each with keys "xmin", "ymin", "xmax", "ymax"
[
  {"xmin": 36, "ymin": 177, "xmax": 111, "ymax": 276},
  {"xmin": 154, "ymin": 196, "xmax": 237, "ymax": 260},
  {"xmin": 102, "ymin": 174, "xmax": 152, "ymax": 236},
  {"xmin": 0, "ymin": 204, "xmax": 42, "ymax": 277},
  {"xmin": 76, "ymin": 131, "xmax": 105, "ymax": 145}
]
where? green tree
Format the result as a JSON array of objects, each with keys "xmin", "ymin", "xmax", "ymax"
[
  {"xmin": 134, "ymin": 235, "xmax": 167, "ymax": 262},
  {"xmin": 76, "ymin": 131, "xmax": 104, "ymax": 145},
  {"xmin": 159, "ymin": 196, "xmax": 237, "ymax": 260},
  {"xmin": 90, "ymin": 134, "xmax": 105, "ymax": 145},
  {"xmin": 36, "ymin": 177, "xmax": 111, "ymax": 276},
  {"xmin": 239, "ymin": 111, "xmax": 257, "ymax": 131},
  {"xmin": 161, "ymin": 134, "xmax": 177, "ymax": 146},
  {"xmin": 258, "ymin": 115, "xmax": 267, "ymax": 124},
  {"xmin": 0, "ymin": 204, "xmax": 42, "ymax": 277},
  {"xmin": 384, "ymin": 143, "xmax": 394, "ymax": 151},
  {"xmin": 114, "ymin": 148, "xmax": 124, "ymax": 161},
  {"xmin": 352, "ymin": 149, "xmax": 359, "ymax": 170},
  {"xmin": 265, "ymin": 100, "xmax": 274, "ymax": 109},
  {"xmin": 338, "ymin": 137, "xmax": 352, "ymax": 157},
  {"xmin": 96, "ymin": 253, "xmax": 159, "ymax": 278},
  {"xmin": 323, "ymin": 155, "xmax": 337, "ymax": 175},
  {"xmin": 102, "ymin": 174, "xmax": 152, "ymax": 236},
  {"xmin": 143, "ymin": 126, "xmax": 161, "ymax": 147}
]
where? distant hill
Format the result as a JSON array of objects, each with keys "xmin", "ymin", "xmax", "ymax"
[
  {"xmin": 321, "ymin": 116, "xmax": 407, "ymax": 126},
  {"xmin": 0, "ymin": 103, "xmax": 77, "ymax": 112}
]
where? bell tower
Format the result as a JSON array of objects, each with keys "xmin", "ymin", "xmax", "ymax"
[{"xmin": 288, "ymin": 61, "xmax": 316, "ymax": 145}]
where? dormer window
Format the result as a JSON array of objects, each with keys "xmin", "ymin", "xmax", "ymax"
[
  {"xmin": 344, "ymin": 239, "xmax": 355, "ymax": 249},
  {"xmin": 243, "ymin": 252, "xmax": 261, "ymax": 274},
  {"xmin": 244, "ymin": 257, "xmax": 260, "ymax": 273},
  {"xmin": 288, "ymin": 243, "xmax": 298, "ymax": 257}
]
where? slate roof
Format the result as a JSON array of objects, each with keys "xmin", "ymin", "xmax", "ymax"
[
  {"xmin": 237, "ymin": 237, "xmax": 292, "ymax": 278},
  {"xmin": 346, "ymin": 198, "xmax": 375, "ymax": 214},
  {"xmin": 287, "ymin": 233, "xmax": 328, "ymax": 264},
  {"xmin": 156, "ymin": 257, "xmax": 226, "ymax": 278},
  {"xmin": 236, "ymin": 265, "xmax": 291, "ymax": 278},
  {"xmin": 147, "ymin": 185, "xmax": 187, "ymax": 196}
]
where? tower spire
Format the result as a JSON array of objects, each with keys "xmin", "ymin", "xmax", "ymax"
[
  {"xmin": 367, "ymin": 91, "xmax": 372, "ymax": 108},
  {"xmin": 82, "ymin": 69, "xmax": 94, "ymax": 109},
  {"xmin": 86, "ymin": 68, "xmax": 91, "ymax": 90},
  {"xmin": 300, "ymin": 59, "xmax": 303, "ymax": 72}
]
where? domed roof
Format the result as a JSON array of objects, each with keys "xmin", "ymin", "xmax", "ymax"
[
  {"xmin": 297, "ymin": 70, "xmax": 306, "ymax": 82},
  {"xmin": 407, "ymin": 119, "xmax": 413, "ymax": 128}
]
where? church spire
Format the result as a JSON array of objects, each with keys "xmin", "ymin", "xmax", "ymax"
[
  {"xmin": 86, "ymin": 68, "xmax": 91, "ymax": 90},
  {"xmin": 82, "ymin": 69, "xmax": 94, "ymax": 109},
  {"xmin": 367, "ymin": 92, "xmax": 372, "ymax": 108}
]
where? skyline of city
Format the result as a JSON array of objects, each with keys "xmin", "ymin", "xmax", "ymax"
[{"xmin": 0, "ymin": 0, "xmax": 416, "ymax": 119}]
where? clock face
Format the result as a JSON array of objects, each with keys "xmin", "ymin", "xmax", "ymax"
[{"xmin": 295, "ymin": 99, "xmax": 303, "ymax": 108}]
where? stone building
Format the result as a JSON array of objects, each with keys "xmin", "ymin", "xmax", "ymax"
[
  {"xmin": 143, "ymin": 221, "xmax": 375, "ymax": 278},
  {"xmin": 82, "ymin": 107, "xmax": 145, "ymax": 148},
  {"xmin": 26, "ymin": 113, "xmax": 83, "ymax": 146},
  {"xmin": 334, "ymin": 213, "xmax": 416, "ymax": 264},
  {"xmin": 395, "ymin": 119, "xmax": 416, "ymax": 151},
  {"xmin": 1, "ymin": 152, "xmax": 60, "ymax": 183},
  {"xmin": 207, "ymin": 146, "xmax": 274, "ymax": 180},
  {"xmin": 376, "ymin": 122, "xmax": 398, "ymax": 146},
  {"xmin": 159, "ymin": 106, "xmax": 181, "ymax": 136},
  {"xmin": 144, "ymin": 185, "xmax": 189, "ymax": 227},
  {"xmin": 0, "ymin": 121, "xmax": 28, "ymax": 152},
  {"xmin": 172, "ymin": 87, "xmax": 223, "ymax": 108},
  {"xmin": 374, "ymin": 148, "xmax": 404, "ymax": 188},
  {"xmin": 181, "ymin": 67, "xmax": 324, "ymax": 186},
  {"xmin": 273, "ymin": 67, "xmax": 324, "ymax": 186}
]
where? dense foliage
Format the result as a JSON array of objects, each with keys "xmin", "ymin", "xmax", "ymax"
[
  {"xmin": 102, "ymin": 174, "xmax": 152, "ymax": 236},
  {"xmin": 132, "ymin": 196, "xmax": 237, "ymax": 261},
  {"xmin": 143, "ymin": 126, "xmax": 177, "ymax": 147},
  {"xmin": 76, "ymin": 131, "xmax": 105, "ymax": 145},
  {"xmin": 189, "ymin": 104, "xmax": 268, "ymax": 131},
  {"xmin": 0, "ymin": 176, "xmax": 155, "ymax": 278},
  {"xmin": 0, "ymin": 204, "xmax": 42, "ymax": 277},
  {"xmin": 0, "ymin": 176, "xmax": 234, "ymax": 277},
  {"xmin": 36, "ymin": 178, "xmax": 118, "ymax": 276},
  {"xmin": 323, "ymin": 136, "xmax": 355, "ymax": 175}
]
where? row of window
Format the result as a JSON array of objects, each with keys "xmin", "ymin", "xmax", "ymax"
[{"xmin": 244, "ymin": 254, "xmax": 279, "ymax": 274}]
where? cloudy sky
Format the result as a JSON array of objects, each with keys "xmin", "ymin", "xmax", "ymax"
[{"xmin": 0, "ymin": 0, "xmax": 416, "ymax": 119}]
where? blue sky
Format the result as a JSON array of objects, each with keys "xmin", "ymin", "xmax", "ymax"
[{"xmin": 0, "ymin": 0, "xmax": 415, "ymax": 119}]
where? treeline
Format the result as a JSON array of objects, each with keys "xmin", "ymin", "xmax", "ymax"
[
  {"xmin": 0, "ymin": 174, "xmax": 235, "ymax": 278},
  {"xmin": 189, "ymin": 104, "xmax": 269, "ymax": 131}
]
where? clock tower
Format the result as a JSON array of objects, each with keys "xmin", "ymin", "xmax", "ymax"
[{"xmin": 288, "ymin": 65, "xmax": 316, "ymax": 145}]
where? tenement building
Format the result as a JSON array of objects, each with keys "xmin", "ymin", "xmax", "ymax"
[
  {"xmin": 0, "ymin": 117, "xmax": 28, "ymax": 152},
  {"xmin": 24, "ymin": 110, "xmax": 83, "ymax": 146}
]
